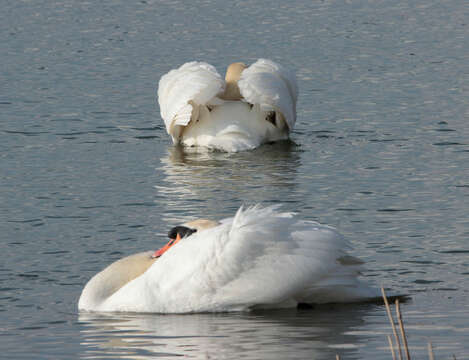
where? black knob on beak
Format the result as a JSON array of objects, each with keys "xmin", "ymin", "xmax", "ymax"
[{"xmin": 168, "ymin": 226, "xmax": 197, "ymax": 240}]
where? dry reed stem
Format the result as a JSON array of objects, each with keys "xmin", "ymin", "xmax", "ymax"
[
  {"xmin": 428, "ymin": 342, "xmax": 435, "ymax": 360},
  {"xmin": 387, "ymin": 335, "xmax": 397, "ymax": 360},
  {"xmin": 335, "ymin": 354, "xmax": 340, "ymax": 360},
  {"xmin": 395, "ymin": 299, "xmax": 411, "ymax": 360},
  {"xmin": 381, "ymin": 287, "xmax": 403, "ymax": 360}
]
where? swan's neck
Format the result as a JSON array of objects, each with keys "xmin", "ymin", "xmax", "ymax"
[
  {"xmin": 78, "ymin": 251, "xmax": 156, "ymax": 310},
  {"xmin": 219, "ymin": 62, "xmax": 247, "ymax": 100},
  {"xmin": 221, "ymin": 82, "xmax": 242, "ymax": 100}
]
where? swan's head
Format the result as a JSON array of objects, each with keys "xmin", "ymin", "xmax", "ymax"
[
  {"xmin": 221, "ymin": 62, "xmax": 247, "ymax": 100},
  {"xmin": 183, "ymin": 219, "xmax": 219, "ymax": 231},
  {"xmin": 152, "ymin": 219, "xmax": 219, "ymax": 258}
]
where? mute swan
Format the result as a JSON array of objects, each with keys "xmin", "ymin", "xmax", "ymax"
[
  {"xmin": 78, "ymin": 205, "xmax": 380, "ymax": 313},
  {"xmin": 157, "ymin": 59, "xmax": 298, "ymax": 152}
]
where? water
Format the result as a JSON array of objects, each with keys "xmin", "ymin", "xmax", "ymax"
[{"xmin": 1, "ymin": 0, "xmax": 468, "ymax": 358}]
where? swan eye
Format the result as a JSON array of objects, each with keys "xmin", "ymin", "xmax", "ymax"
[
  {"xmin": 168, "ymin": 226, "xmax": 197, "ymax": 239},
  {"xmin": 265, "ymin": 111, "xmax": 276, "ymax": 125}
]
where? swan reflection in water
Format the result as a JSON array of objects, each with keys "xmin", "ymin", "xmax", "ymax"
[
  {"xmin": 79, "ymin": 304, "xmax": 380, "ymax": 359},
  {"xmin": 154, "ymin": 141, "xmax": 303, "ymax": 224}
]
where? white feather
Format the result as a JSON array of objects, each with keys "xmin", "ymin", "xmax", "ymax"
[
  {"xmin": 157, "ymin": 62, "xmax": 225, "ymax": 142},
  {"xmin": 79, "ymin": 205, "xmax": 379, "ymax": 313},
  {"xmin": 238, "ymin": 58, "xmax": 298, "ymax": 130}
]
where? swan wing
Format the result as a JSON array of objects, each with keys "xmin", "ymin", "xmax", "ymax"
[
  {"xmin": 157, "ymin": 61, "xmax": 225, "ymax": 142},
  {"xmin": 238, "ymin": 59, "xmax": 298, "ymax": 130},
  {"xmin": 215, "ymin": 205, "xmax": 357, "ymax": 306}
]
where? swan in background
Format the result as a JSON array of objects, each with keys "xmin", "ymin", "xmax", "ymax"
[
  {"xmin": 157, "ymin": 59, "xmax": 298, "ymax": 152},
  {"xmin": 78, "ymin": 205, "xmax": 379, "ymax": 313}
]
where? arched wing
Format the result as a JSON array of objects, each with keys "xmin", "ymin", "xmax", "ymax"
[
  {"xmin": 157, "ymin": 62, "xmax": 225, "ymax": 142},
  {"xmin": 238, "ymin": 59, "xmax": 298, "ymax": 130}
]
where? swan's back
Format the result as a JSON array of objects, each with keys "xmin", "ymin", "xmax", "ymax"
[{"xmin": 181, "ymin": 102, "xmax": 289, "ymax": 151}]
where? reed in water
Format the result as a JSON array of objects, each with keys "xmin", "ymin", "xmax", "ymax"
[
  {"xmin": 335, "ymin": 288, "xmax": 455, "ymax": 359},
  {"xmin": 381, "ymin": 287, "xmax": 439, "ymax": 360}
]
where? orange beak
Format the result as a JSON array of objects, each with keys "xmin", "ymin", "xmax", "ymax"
[{"xmin": 152, "ymin": 233, "xmax": 182, "ymax": 258}]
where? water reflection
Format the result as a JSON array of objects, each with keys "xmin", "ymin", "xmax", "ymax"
[
  {"xmin": 154, "ymin": 141, "xmax": 302, "ymax": 224},
  {"xmin": 79, "ymin": 305, "xmax": 379, "ymax": 360}
]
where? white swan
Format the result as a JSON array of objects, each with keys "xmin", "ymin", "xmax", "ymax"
[
  {"xmin": 78, "ymin": 205, "xmax": 379, "ymax": 313},
  {"xmin": 157, "ymin": 59, "xmax": 298, "ymax": 152}
]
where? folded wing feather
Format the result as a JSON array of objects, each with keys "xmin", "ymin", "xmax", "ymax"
[
  {"xmin": 238, "ymin": 59, "xmax": 298, "ymax": 130},
  {"xmin": 157, "ymin": 61, "xmax": 225, "ymax": 141}
]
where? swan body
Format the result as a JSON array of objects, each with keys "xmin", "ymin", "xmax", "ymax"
[
  {"xmin": 157, "ymin": 59, "xmax": 298, "ymax": 152},
  {"xmin": 78, "ymin": 205, "xmax": 379, "ymax": 313}
]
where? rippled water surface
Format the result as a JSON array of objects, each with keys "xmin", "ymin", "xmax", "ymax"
[{"xmin": 1, "ymin": 0, "xmax": 468, "ymax": 359}]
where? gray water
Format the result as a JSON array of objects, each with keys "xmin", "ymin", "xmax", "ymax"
[{"xmin": 1, "ymin": 0, "xmax": 468, "ymax": 359}]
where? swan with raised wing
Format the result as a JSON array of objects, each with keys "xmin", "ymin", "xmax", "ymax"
[
  {"xmin": 78, "ymin": 205, "xmax": 380, "ymax": 313},
  {"xmin": 157, "ymin": 59, "xmax": 298, "ymax": 152}
]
